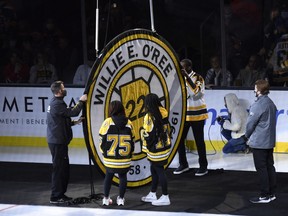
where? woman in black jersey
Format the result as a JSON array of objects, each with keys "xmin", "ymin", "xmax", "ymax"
[
  {"xmin": 99, "ymin": 100, "xmax": 135, "ymax": 206},
  {"xmin": 141, "ymin": 93, "xmax": 171, "ymax": 206}
]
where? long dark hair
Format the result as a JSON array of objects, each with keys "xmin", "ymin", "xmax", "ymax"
[
  {"xmin": 144, "ymin": 93, "xmax": 165, "ymax": 141},
  {"xmin": 108, "ymin": 100, "xmax": 126, "ymax": 117}
]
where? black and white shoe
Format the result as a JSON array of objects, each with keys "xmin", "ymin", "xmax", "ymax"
[
  {"xmin": 173, "ymin": 165, "xmax": 189, "ymax": 175},
  {"xmin": 249, "ymin": 196, "xmax": 271, "ymax": 203},
  {"xmin": 50, "ymin": 195, "xmax": 73, "ymax": 204},
  {"xmin": 195, "ymin": 168, "xmax": 208, "ymax": 176},
  {"xmin": 269, "ymin": 194, "xmax": 276, "ymax": 201}
]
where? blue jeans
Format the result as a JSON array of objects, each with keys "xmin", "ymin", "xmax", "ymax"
[{"xmin": 221, "ymin": 129, "xmax": 247, "ymax": 153}]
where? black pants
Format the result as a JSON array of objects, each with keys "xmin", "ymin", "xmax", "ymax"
[
  {"xmin": 104, "ymin": 170, "xmax": 127, "ymax": 198},
  {"xmin": 252, "ymin": 148, "xmax": 277, "ymax": 197},
  {"xmin": 150, "ymin": 163, "xmax": 168, "ymax": 195},
  {"xmin": 177, "ymin": 120, "xmax": 208, "ymax": 169},
  {"xmin": 48, "ymin": 143, "xmax": 70, "ymax": 199}
]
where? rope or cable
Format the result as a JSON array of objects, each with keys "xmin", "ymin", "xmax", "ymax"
[
  {"xmin": 103, "ymin": 0, "xmax": 111, "ymax": 47},
  {"xmin": 186, "ymin": 118, "xmax": 226, "ymax": 156}
]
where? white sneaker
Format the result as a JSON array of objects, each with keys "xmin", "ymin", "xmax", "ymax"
[
  {"xmin": 117, "ymin": 196, "xmax": 125, "ymax": 206},
  {"xmin": 152, "ymin": 194, "xmax": 170, "ymax": 206},
  {"xmin": 270, "ymin": 194, "xmax": 276, "ymax": 201},
  {"xmin": 102, "ymin": 197, "xmax": 112, "ymax": 206},
  {"xmin": 141, "ymin": 192, "xmax": 157, "ymax": 202}
]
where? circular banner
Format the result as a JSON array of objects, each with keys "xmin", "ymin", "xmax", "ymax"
[{"xmin": 83, "ymin": 29, "xmax": 186, "ymax": 187}]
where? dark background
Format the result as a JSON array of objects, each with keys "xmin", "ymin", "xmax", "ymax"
[
  {"xmin": 1, "ymin": 162, "xmax": 287, "ymax": 215},
  {"xmin": 0, "ymin": 0, "xmax": 286, "ymax": 80}
]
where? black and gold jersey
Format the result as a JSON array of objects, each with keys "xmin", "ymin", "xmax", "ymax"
[
  {"xmin": 99, "ymin": 116, "xmax": 135, "ymax": 170},
  {"xmin": 141, "ymin": 107, "xmax": 171, "ymax": 165},
  {"xmin": 186, "ymin": 71, "xmax": 208, "ymax": 121}
]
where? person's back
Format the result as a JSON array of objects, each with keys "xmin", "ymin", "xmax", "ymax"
[
  {"xmin": 142, "ymin": 106, "xmax": 171, "ymax": 164},
  {"xmin": 100, "ymin": 116, "xmax": 134, "ymax": 169},
  {"xmin": 141, "ymin": 93, "xmax": 171, "ymax": 206},
  {"xmin": 99, "ymin": 100, "xmax": 134, "ymax": 206}
]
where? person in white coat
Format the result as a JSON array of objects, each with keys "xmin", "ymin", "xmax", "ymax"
[{"xmin": 217, "ymin": 93, "xmax": 249, "ymax": 153}]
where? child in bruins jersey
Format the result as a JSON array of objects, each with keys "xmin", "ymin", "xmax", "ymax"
[
  {"xmin": 99, "ymin": 100, "xmax": 135, "ymax": 206},
  {"xmin": 141, "ymin": 93, "xmax": 171, "ymax": 206}
]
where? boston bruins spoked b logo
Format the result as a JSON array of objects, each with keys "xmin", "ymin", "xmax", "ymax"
[{"xmin": 84, "ymin": 29, "xmax": 186, "ymax": 187}]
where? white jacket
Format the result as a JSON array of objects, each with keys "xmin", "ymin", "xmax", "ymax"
[{"xmin": 223, "ymin": 93, "xmax": 248, "ymax": 139}]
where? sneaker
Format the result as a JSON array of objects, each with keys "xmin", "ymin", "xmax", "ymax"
[
  {"xmin": 152, "ymin": 194, "xmax": 171, "ymax": 206},
  {"xmin": 102, "ymin": 197, "xmax": 113, "ymax": 206},
  {"xmin": 117, "ymin": 196, "xmax": 125, "ymax": 206},
  {"xmin": 249, "ymin": 196, "xmax": 271, "ymax": 203},
  {"xmin": 141, "ymin": 191, "xmax": 157, "ymax": 202},
  {"xmin": 244, "ymin": 147, "xmax": 252, "ymax": 154},
  {"xmin": 195, "ymin": 168, "xmax": 208, "ymax": 176},
  {"xmin": 269, "ymin": 194, "xmax": 276, "ymax": 201},
  {"xmin": 173, "ymin": 165, "xmax": 189, "ymax": 175},
  {"xmin": 50, "ymin": 198, "xmax": 65, "ymax": 204},
  {"xmin": 50, "ymin": 195, "xmax": 73, "ymax": 204},
  {"xmin": 62, "ymin": 195, "xmax": 73, "ymax": 201}
]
